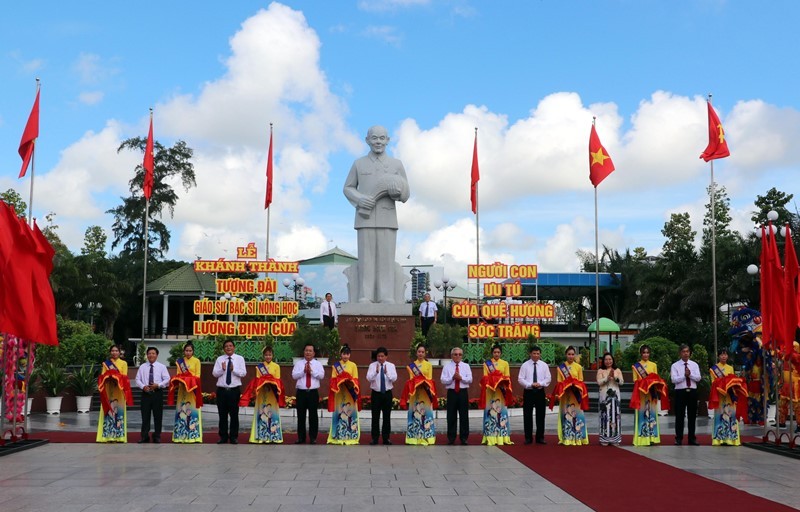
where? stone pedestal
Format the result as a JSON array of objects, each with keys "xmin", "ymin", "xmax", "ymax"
[{"xmin": 337, "ymin": 303, "xmax": 415, "ymax": 365}]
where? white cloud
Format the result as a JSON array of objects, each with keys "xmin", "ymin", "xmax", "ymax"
[
  {"xmin": 361, "ymin": 25, "xmax": 403, "ymax": 46},
  {"xmin": 358, "ymin": 0, "xmax": 430, "ymax": 12},
  {"xmin": 78, "ymin": 91, "xmax": 104, "ymax": 105},
  {"xmin": 72, "ymin": 52, "xmax": 119, "ymax": 85}
]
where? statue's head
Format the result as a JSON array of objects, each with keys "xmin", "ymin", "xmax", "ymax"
[{"xmin": 366, "ymin": 126, "xmax": 389, "ymax": 155}]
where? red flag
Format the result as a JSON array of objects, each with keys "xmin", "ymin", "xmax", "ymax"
[
  {"xmin": 589, "ymin": 124, "xmax": 615, "ymax": 187},
  {"xmin": 782, "ymin": 224, "xmax": 799, "ymax": 356},
  {"xmin": 143, "ymin": 115, "xmax": 154, "ymax": 200},
  {"xmin": 30, "ymin": 221, "xmax": 58, "ymax": 345},
  {"xmin": 265, "ymin": 126, "xmax": 273, "ymax": 209},
  {"xmin": 760, "ymin": 225, "xmax": 772, "ymax": 348},
  {"xmin": 764, "ymin": 222, "xmax": 785, "ymax": 349},
  {"xmin": 700, "ymin": 101, "xmax": 730, "ymax": 162},
  {"xmin": 18, "ymin": 88, "xmax": 40, "ymax": 178},
  {"xmin": 470, "ymin": 130, "xmax": 479, "ymax": 214}
]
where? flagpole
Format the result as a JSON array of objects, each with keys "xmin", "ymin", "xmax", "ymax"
[
  {"xmin": 474, "ymin": 127, "xmax": 481, "ymax": 326},
  {"xmin": 592, "ymin": 118, "xmax": 601, "ymax": 358},
  {"xmin": 27, "ymin": 78, "xmax": 40, "ymax": 227},
  {"xmin": 708, "ymin": 94, "xmax": 719, "ymax": 357},
  {"xmin": 265, "ymin": 123, "xmax": 273, "ymax": 260},
  {"xmin": 140, "ymin": 108, "xmax": 153, "ymax": 363}
]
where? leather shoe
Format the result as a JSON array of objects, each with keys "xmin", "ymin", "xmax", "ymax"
[
  {"xmin": 217, "ymin": 438, "xmax": 228, "ymax": 444},
  {"xmin": 383, "ymin": 440, "xmax": 392, "ymax": 445},
  {"xmin": 294, "ymin": 439, "xmax": 305, "ymax": 444},
  {"xmin": 535, "ymin": 439, "xmax": 546, "ymax": 445},
  {"xmin": 460, "ymin": 440, "xmax": 468, "ymax": 445},
  {"xmin": 370, "ymin": 439, "xmax": 379, "ymax": 445},
  {"xmin": 309, "ymin": 439, "xmax": 316, "ymax": 445},
  {"xmin": 447, "ymin": 440, "xmax": 455, "ymax": 445},
  {"xmin": 688, "ymin": 440, "xmax": 700, "ymax": 446},
  {"xmin": 674, "ymin": 439, "xmax": 682, "ymax": 445},
  {"xmin": 137, "ymin": 437, "xmax": 149, "ymax": 444},
  {"xmin": 524, "ymin": 439, "xmax": 533, "ymax": 445},
  {"xmin": 152, "ymin": 437, "xmax": 160, "ymax": 444},
  {"xmin": 230, "ymin": 438, "xmax": 238, "ymax": 445}
]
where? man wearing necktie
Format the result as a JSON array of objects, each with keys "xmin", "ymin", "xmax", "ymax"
[
  {"xmin": 670, "ymin": 344, "xmax": 702, "ymax": 445},
  {"xmin": 419, "ymin": 293, "xmax": 438, "ymax": 336},
  {"xmin": 212, "ymin": 341, "xmax": 247, "ymax": 444},
  {"xmin": 291, "ymin": 343, "xmax": 325, "ymax": 444},
  {"xmin": 320, "ymin": 292, "xmax": 338, "ymax": 329},
  {"xmin": 135, "ymin": 347, "xmax": 170, "ymax": 443},
  {"xmin": 441, "ymin": 347, "xmax": 473, "ymax": 445},
  {"xmin": 519, "ymin": 345, "xmax": 551, "ymax": 444},
  {"xmin": 367, "ymin": 347, "xmax": 397, "ymax": 445}
]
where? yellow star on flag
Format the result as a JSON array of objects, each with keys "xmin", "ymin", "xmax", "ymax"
[
  {"xmin": 591, "ymin": 148, "xmax": 610, "ymax": 167},
  {"xmin": 716, "ymin": 123, "xmax": 725, "ymax": 143}
]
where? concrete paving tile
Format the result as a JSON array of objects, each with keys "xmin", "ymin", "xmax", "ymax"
[
  {"xmin": 288, "ymin": 486, "xmax": 343, "ymax": 495},
  {"xmin": 312, "ymin": 495, "xmax": 375, "ymax": 505},
  {"xmin": 344, "ymin": 487, "xmax": 401, "ymax": 496},
  {"xmin": 400, "ymin": 486, "xmax": 458, "ymax": 496},
  {"xmin": 190, "ymin": 494, "xmax": 256, "ymax": 505},
  {"xmin": 252, "ymin": 494, "xmax": 315, "ymax": 505},
  {"xmin": 275, "ymin": 505, "xmax": 342, "ymax": 512}
]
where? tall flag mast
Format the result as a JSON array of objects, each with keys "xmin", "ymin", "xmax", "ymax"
[
  {"xmin": 699, "ymin": 94, "xmax": 730, "ymax": 357},
  {"xmin": 265, "ymin": 123, "xmax": 274, "ymax": 259},
  {"xmin": 471, "ymin": 127, "xmax": 481, "ymax": 317},
  {"xmin": 18, "ymin": 79, "xmax": 40, "ymax": 226},
  {"xmin": 140, "ymin": 108, "xmax": 155, "ymax": 359},
  {"xmin": 589, "ymin": 118, "xmax": 616, "ymax": 355}
]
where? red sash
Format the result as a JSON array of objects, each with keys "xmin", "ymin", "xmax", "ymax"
[
  {"xmin": 630, "ymin": 372, "xmax": 670, "ymax": 410},
  {"xmin": 708, "ymin": 374, "xmax": 747, "ymax": 409},
  {"xmin": 97, "ymin": 368, "xmax": 134, "ymax": 413}
]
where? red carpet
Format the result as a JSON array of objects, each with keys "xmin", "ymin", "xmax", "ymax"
[{"xmin": 500, "ymin": 437, "xmax": 796, "ymax": 512}]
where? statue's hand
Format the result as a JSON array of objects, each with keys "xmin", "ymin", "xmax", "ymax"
[
  {"xmin": 358, "ymin": 197, "xmax": 376, "ymax": 210},
  {"xmin": 387, "ymin": 180, "xmax": 401, "ymax": 198}
]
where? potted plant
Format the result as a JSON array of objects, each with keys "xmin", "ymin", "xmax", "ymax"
[
  {"xmin": 27, "ymin": 370, "xmax": 41, "ymax": 414},
  {"xmin": 70, "ymin": 364, "xmax": 98, "ymax": 413},
  {"xmin": 39, "ymin": 363, "xmax": 69, "ymax": 414}
]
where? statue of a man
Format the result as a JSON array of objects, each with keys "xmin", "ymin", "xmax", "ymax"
[{"xmin": 343, "ymin": 126, "xmax": 410, "ymax": 303}]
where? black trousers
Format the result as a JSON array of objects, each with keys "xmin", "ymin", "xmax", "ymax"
[
  {"xmin": 322, "ymin": 315, "xmax": 335, "ymax": 329},
  {"xmin": 371, "ymin": 390, "xmax": 393, "ymax": 442},
  {"xmin": 216, "ymin": 386, "xmax": 241, "ymax": 441},
  {"xmin": 446, "ymin": 389, "xmax": 469, "ymax": 442},
  {"xmin": 674, "ymin": 388, "xmax": 698, "ymax": 442},
  {"xmin": 140, "ymin": 388, "xmax": 163, "ymax": 439},
  {"xmin": 421, "ymin": 317, "xmax": 435, "ymax": 336},
  {"xmin": 296, "ymin": 389, "xmax": 319, "ymax": 442},
  {"xmin": 523, "ymin": 388, "xmax": 547, "ymax": 442}
]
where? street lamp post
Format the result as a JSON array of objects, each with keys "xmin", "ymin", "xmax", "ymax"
[
  {"xmin": 434, "ymin": 276, "xmax": 457, "ymax": 324},
  {"xmin": 283, "ymin": 273, "xmax": 305, "ymax": 303}
]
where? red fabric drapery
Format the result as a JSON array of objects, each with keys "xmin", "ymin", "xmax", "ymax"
[
  {"xmin": 167, "ymin": 372, "xmax": 203, "ymax": 407},
  {"xmin": 549, "ymin": 376, "xmax": 589, "ymax": 411},
  {"xmin": 479, "ymin": 371, "xmax": 514, "ymax": 409},
  {"xmin": 239, "ymin": 374, "xmax": 286, "ymax": 408},
  {"xmin": 400, "ymin": 374, "xmax": 437, "ymax": 410},
  {"xmin": 327, "ymin": 371, "xmax": 361, "ymax": 412},
  {"xmin": 630, "ymin": 373, "xmax": 670, "ymax": 410},
  {"xmin": 708, "ymin": 374, "xmax": 747, "ymax": 410},
  {"xmin": 97, "ymin": 370, "xmax": 133, "ymax": 413}
]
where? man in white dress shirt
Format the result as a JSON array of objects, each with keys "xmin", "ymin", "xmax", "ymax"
[
  {"xmin": 320, "ymin": 292, "xmax": 338, "ymax": 329},
  {"xmin": 291, "ymin": 343, "xmax": 325, "ymax": 444},
  {"xmin": 518, "ymin": 345, "xmax": 552, "ymax": 445},
  {"xmin": 135, "ymin": 347, "xmax": 171, "ymax": 443},
  {"xmin": 212, "ymin": 340, "xmax": 247, "ymax": 444},
  {"xmin": 366, "ymin": 347, "xmax": 398, "ymax": 445},
  {"xmin": 670, "ymin": 344, "xmax": 702, "ymax": 445},
  {"xmin": 440, "ymin": 346, "xmax": 473, "ymax": 445},
  {"xmin": 419, "ymin": 293, "xmax": 438, "ymax": 336}
]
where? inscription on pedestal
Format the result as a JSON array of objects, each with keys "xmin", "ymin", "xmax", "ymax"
[{"xmin": 337, "ymin": 314, "xmax": 415, "ymax": 365}]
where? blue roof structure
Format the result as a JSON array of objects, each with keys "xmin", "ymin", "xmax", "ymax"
[{"xmin": 502, "ymin": 272, "xmax": 621, "ymax": 300}]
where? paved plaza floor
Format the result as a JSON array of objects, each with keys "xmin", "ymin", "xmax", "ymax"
[{"xmin": 0, "ymin": 410, "xmax": 797, "ymax": 512}]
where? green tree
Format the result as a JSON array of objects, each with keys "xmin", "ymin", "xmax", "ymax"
[
  {"xmin": 107, "ymin": 138, "xmax": 196, "ymax": 259},
  {"xmin": 81, "ymin": 226, "xmax": 107, "ymax": 258},
  {"xmin": 0, "ymin": 188, "xmax": 27, "ymax": 217}
]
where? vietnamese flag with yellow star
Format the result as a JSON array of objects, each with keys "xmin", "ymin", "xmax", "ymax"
[
  {"xmin": 700, "ymin": 101, "xmax": 730, "ymax": 162},
  {"xmin": 589, "ymin": 124, "xmax": 615, "ymax": 187}
]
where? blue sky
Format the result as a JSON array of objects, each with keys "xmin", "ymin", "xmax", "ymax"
[{"xmin": 2, "ymin": 1, "xmax": 800, "ymax": 302}]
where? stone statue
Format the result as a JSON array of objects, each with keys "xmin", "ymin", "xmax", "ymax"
[{"xmin": 343, "ymin": 126, "xmax": 410, "ymax": 304}]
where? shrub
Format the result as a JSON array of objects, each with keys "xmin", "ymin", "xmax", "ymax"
[
  {"xmin": 39, "ymin": 363, "xmax": 69, "ymax": 397},
  {"xmin": 69, "ymin": 364, "xmax": 99, "ymax": 396},
  {"xmin": 36, "ymin": 333, "xmax": 112, "ymax": 369},
  {"xmin": 620, "ymin": 336, "xmax": 680, "ymax": 382}
]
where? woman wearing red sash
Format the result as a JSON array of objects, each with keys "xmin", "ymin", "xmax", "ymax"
[
  {"xmin": 327, "ymin": 344, "xmax": 361, "ymax": 445},
  {"xmin": 630, "ymin": 344, "xmax": 668, "ymax": 446},
  {"xmin": 240, "ymin": 346, "xmax": 284, "ymax": 443},
  {"xmin": 96, "ymin": 345, "xmax": 133, "ymax": 443},
  {"xmin": 480, "ymin": 344, "xmax": 513, "ymax": 446},
  {"xmin": 709, "ymin": 349, "xmax": 746, "ymax": 446},
  {"xmin": 550, "ymin": 346, "xmax": 588, "ymax": 445},
  {"xmin": 168, "ymin": 343, "xmax": 203, "ymax": 443},
  {"xmin": 402, "ymin": 344, "xmax": 436, "ymax": 445}
]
